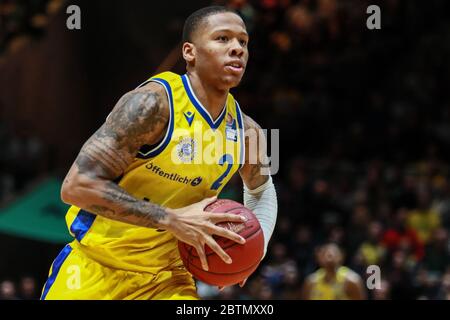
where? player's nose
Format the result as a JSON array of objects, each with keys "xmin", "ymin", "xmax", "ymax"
[{"xmin": 229, "ymin": 39, "xmax": 244, "ymax": 57}]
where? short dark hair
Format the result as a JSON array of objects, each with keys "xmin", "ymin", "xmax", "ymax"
[{"xmin": 182, "ymin": 6, "xmax": 238, "ymax": 43}]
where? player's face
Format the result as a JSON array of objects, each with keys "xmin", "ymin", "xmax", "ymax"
[
  {"xmin": 194, "ymin": 12, "xmax": 249, "ymax": 89},
  {"xmin": 318, "ymin": 245, "xmax": 342, "ymax": 269}
]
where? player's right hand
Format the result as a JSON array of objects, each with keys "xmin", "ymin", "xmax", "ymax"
[{"xmin": 164, "ymin": 196, "xmax": 246, "ymax": 271}]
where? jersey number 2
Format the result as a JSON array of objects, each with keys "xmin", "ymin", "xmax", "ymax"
[{"xmin": 211, "ymin": 154, "xmax": 233, "ymax": 190}]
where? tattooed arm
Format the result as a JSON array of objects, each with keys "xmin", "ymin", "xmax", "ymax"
[
  {"xmin": 61, "ymin": 82, "xmax": 170, "ymax": 228},
  {"xmin": 239, "ymin": 114, "xmax": 270, "ymax": 189},
  {"xmin": 61, "ymin": 82, "xmax": 245, "ymax": 270}
]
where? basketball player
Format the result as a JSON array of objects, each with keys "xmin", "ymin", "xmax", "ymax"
[
  {"xmin": 41, "ymin": 6, "xmax": 278, "ymax": 300},
  {"xmin": 301, "ymin": 243, "xmax": 367, "ymax": 300}
]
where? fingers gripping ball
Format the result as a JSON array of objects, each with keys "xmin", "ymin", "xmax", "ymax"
[{"xmin": 178, "ymin": 199, "xmax": 264, "ymax": 287}]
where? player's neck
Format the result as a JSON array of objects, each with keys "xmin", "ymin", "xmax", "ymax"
[
  {"xmin": 323, "ymin": 267, "xmax": 338, "ymax": 280},
  {"xmin": 186, "ymin": 72, "xmax": 229, "ymax": 121}
]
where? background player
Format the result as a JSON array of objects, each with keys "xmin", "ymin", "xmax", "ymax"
[{"xmin": 301, "ymin": 243, "xmax": 366, "ymax": 300}]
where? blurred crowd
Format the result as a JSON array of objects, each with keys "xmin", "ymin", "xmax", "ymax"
[
  {"xmin": 0, "ymin": 276, "xmax": 39, "ymax": 300},
  {"xmin": 0, "ymin": 0, "xmax": 63, "ymax": 57},
  {"xmin": 208, "ymin": 156, "xmax": 450, "ymax": 299},
  {"xmin": 1, "ymin": 0, "xmax": 450, "ymax": 299},
  {"xmin": 0, "ymin": 118, "xmax": 46, "ymax": 205}
]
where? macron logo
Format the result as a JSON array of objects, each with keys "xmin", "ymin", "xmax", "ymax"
[{"xmin": 184, "ymin": 111, "xmax": 195, "ymax": 126}]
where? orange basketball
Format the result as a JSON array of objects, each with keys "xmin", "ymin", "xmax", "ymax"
[{"xmin": 178, "ymin": 199, "xmax": 264, "ymax": 287}]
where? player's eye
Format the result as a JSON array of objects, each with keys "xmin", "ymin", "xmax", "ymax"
[
  {"xmin": 239, "ymin": 39, "xmax": 247, "ymax": 47},
  {"xmin": 217, "ymin": 36, "xmax": 229, "ymax": 42}
]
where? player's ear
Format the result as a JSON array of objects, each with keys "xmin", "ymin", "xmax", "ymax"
[{"xmin": 182, "ymin": 42, "xmax": 195, "ymax": 64}]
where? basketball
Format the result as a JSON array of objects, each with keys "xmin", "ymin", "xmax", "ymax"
[{"xmin": 178, "ymin": 199, "xmax": 264, "ymax": 287}]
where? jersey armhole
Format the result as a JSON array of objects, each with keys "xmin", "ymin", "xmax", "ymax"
[
  {"xmin": 235, "ymin": 100, "xmax": 245, "ymax": 170},
  {"xmin": 135, "ymin": 78, "xmax": 175, "ymax": 159}
]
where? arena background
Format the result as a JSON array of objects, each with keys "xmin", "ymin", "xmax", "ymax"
[{"xmin": 1, "ymin": 0, "xmax": 450, "ymax": 300}]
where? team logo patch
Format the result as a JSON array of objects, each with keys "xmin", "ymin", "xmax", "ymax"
[
  {"xmin": 176, "ymin": 137, "xmax": 197, "ymax": 163},
  {"xmin": 226, "ymin": 113, "xmax": 233, "ymax": 125},
  {"xmin": 225, "ymin": 112, "xmax": 238, "ymax": 142}
]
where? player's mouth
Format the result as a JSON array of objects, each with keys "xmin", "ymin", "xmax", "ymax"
[{"xmin": 224, "ymin": 60, "xmax": 245, "ymax": 74}]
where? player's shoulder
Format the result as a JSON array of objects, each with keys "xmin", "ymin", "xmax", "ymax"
[
  {"xmin": 134, "ymin": 71, "xmax": 181, "ymax": 95},
  {"xmin": 150, "ymin": 71, "xmax": 181, "ymax": 83},
  {"xmin": 305, "ymin": 269, "xmax": 320, "ymax": 284},
  {"xmin": 343, "ymin": 267, "xmax": 363, "ymax": 284},
  {"xmin": 241, "ymin": 112, "xmax": 262, "ymax": 131},
  {"xmin": 121, "ymin": 78, "xmax": 171, "ymax": 124}
]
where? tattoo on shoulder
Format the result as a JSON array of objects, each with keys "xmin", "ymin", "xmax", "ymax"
[
  {"xmin": 241, "ymin": 114, "xmax": 270, "ymax": 188},
  {"xmin": 76, "ymin": 84, "xmax": 169, "ymax": 180},
  {"xmin": 65, "ymin": 83, "xmax": 170, "ymax": 229}
]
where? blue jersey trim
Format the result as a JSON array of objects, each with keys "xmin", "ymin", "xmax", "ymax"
[
  {"xmin": 181, "ymin": 74, "xmax": 227, "ymax": 130},
  {"xmin": 70, "ymin": 209, "xmax": 96, "ymax": 242},
  {"xmin": 40, "ymin": 244, "xmax": 72, "ymax": 300},
  {"xmin": 235, "ymin": 101, "xmax": 245, "ymax": 170},
  {"xmin": 136, "ymin": 78, "xmax": 175, "ymax": 159}
]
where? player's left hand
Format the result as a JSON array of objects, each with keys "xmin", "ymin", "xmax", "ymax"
[
  {"xmin": 239, "ymin": 278, "xmax": 247, "ymax": 288},
  {"xmin": 218, "ymin": 278, "xmax": 247, "ymax": 291}
]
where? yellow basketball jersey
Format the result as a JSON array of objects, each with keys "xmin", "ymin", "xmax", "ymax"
[
  {"xmin": 309, "ymin": 266, "xmax": 350, "ymax": 300},
  {"xmin": 65, "ymin": 71, "xmax": 245, "ymax": 274}
]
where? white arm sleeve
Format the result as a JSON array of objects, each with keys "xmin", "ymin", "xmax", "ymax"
[{"xmin": 243, "ymin": 176, "xmax": 278, "ymax": 258}]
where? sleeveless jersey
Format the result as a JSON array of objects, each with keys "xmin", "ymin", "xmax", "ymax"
[
  {"xmin": 65, "ymin": 71, "xmax": 245, "ymax": 274},
  {"xmin": 309, "ymin": 266, "xmax": 351, "ymax": 300}
]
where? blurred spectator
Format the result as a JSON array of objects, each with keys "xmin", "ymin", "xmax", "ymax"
[
  {"xmin": 291, "ymin": 225, "xmax": 315, "ymax": 281},
  {"xmin": 19, "ymin": 276, "xmax": 38, "ymax": 300},
  {"xmin": 346, "ymin": 204, "xmax": 371, "ymax": 257},
  {"xmin": 421, "ymin": 228, "xmax": 450, "ymax": 277},
  {"xmin": 386, "ymin": 250, "xmax": 417, "ymax": 300},
  {"xmin": 0, "ymin": 279, "xmax": 18, "ymax": 300},
  {"xmin": 356, "ymin": 221, "xmax": 386, "ymax": 267},
  {"xmin": 382, "ymin": 207, "xmax": 424, "ymax": 261},
  {"xmin": 413, "ymin": 266, "xmax": 441, "ymax": 299},
  {"xmin": 278, "ymin": 261, "xmax": 302, "ymax": 299},
  {"xmin": 246, "ymin": 276, "xmax": 274, "ymax": 300},
  {"xmin": 435, "ymin": 270, "xmax": 450, "ymax": 300},
  {"xmin": 372, "ymin": 279, "xmax": 391, "ymax": 300},
  {"xmin": 261, "ymin": 242, "xmax": 294, "ymax": 295},
  {"xmin": 407, "ymin": 189, "xmax": 441, "ymax": 244},
  {"xmin": 0, "ymin": 0, "xmax": 64, "ymax": 56}
]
